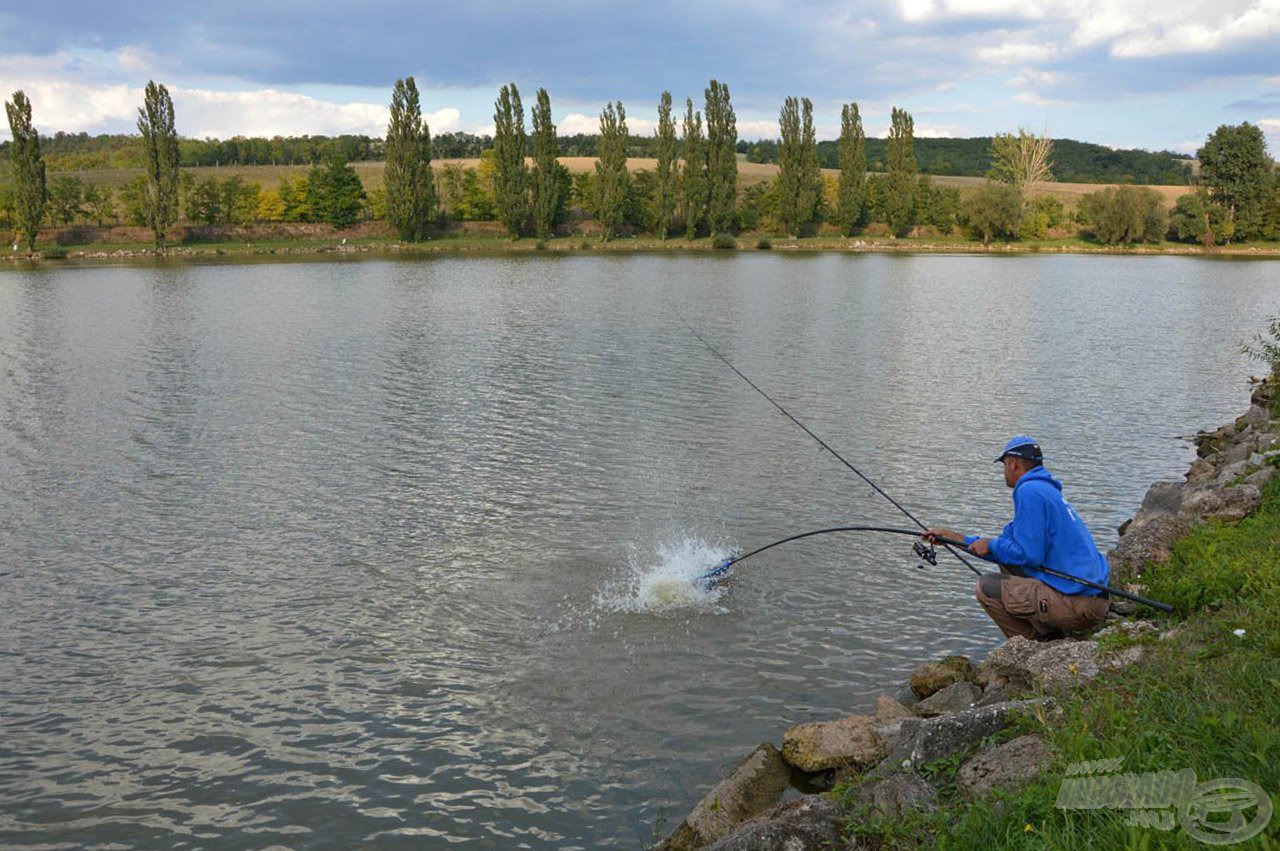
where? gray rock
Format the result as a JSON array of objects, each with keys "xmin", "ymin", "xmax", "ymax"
[
  {"xmin": 1103, "ymin": 645, "xmax": 1147, "ymax": 669},
  {"xmin": 781, "ymin": 715, "xmax": 885, "ymax": 773},
  {"xmin": 1094, "ymin": 620, "xmax": 1158, "ymax": 639},
  {"xmin": 874, "ymin": 694, "xmax": 915, "ymax": 723},
  {"xmin": 1214, "ymin": 459, "xmax": 1249, "ymax": 485},
  {"xmin": 702, "ymin": 796, "xmax": 846, "ymax": 851},
  {"xmin": 956, "ymin": 734, "xmax": 1053, "ymax": 794},
  {"xmin": 976, "ymin": 684, "xmax": 1010, "ymax": 707},
  {"xmin": 1133, "ymin": 481, "xmax": 1187, "ymax": 517},
  {"xmin": 660, "ymin": 743, "xmax": 792, "ymax": 849},
  {"xmin": 1246, "ymin": 467, "xmax": 1275, "ymax": 488},
  {"xmin": 1183, "ymin": 484, "xmax": 1263, "ymax": 522},
  {"xmin": 978, "ymin": 637, "xmax": 1101, "ymax": 692},
  {"xmin": 913, "ymin": 681, "xmax": 981, "ymax": 718},
  {"xmin": 1108, "ymin": 513, "xmax": 1190, "ymax": 572},
  {"xmin": 892, "ymin": 683, "xmax": 920, "ymax": 708},
  {"xmin": 1241, "ymin": 404, "xmax": 1270, "ymax": 427},
  {"xmin": 908, "ymin": 656, "xmax": 975, "ymax": 699},
  {"xmin": 1186, "ymin": 457, "xmax": 1217, "ymax": 484},
  {"xmin": 877, "ymin": 699, "xmax": 1048, "ymax": 772},
  {"xmin": 850, "ymin": 770, "xmax": 938, "ymax": 817}
]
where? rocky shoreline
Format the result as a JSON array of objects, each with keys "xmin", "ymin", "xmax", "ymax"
[{"xmin": 655, "ymin": 377, "xmax": 1277, "ymax": 849}]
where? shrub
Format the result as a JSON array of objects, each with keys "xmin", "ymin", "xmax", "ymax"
[
  {"xmin": 40, "ymin": 245, "xmax": 68, "ymax": 259},
  {"xmin": 959, "ymin": 182, "xmax": 1023, "ymax": 244},
  {"xmin": 1077, "ymin": 186, "xmax": 1166, "ymax": 245},
  {"xmin": 711, "ymin": 233, "xmax": 738, "ymax": 250},
  {"xmin": 1168, "ymin": 189, "xmax": 1234, "ymax": 246},
  {"xmin": 755, "ymin": 238, "xmax": 772, "ymax": 250}
]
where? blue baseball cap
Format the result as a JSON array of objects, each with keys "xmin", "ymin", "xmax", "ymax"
[{"xmin": 996, "ymin": 435, "xmax": 1044, "ymax": 463}]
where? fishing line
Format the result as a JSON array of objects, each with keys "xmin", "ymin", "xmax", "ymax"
[
  {"xmin": 694, "ymin": 526, "xmax": 1173, "ymax": 613},
  {"xmin": 675, "ymin": 311, "xmax": 981, "ymax": 577}
]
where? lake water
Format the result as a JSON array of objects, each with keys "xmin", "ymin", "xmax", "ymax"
[{"xmin": 0, "ymin": 253, "xmax": 1276, "ymax": 847}]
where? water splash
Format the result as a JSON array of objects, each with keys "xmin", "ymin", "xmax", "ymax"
[{"xmin": 596, "ymin": 537, "xmax": 734, "ymax": 613}]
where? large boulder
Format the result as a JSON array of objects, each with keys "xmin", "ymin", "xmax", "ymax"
[
  {"xmin": 848, "ymin": 770, "xmax": 938, "ymax": 817},
  {"xmin": 874, "ymin": 694, "xmax": 915, "ymax": 723},
  {"xmin": 956, "ymin": 734, "xmax": 1053, "ymax": 794},
  {"xmin": 913, "ymin": 681, "xmax": 981, "ymax": 718},
  {"xmin": 877, "ymin": 699, "xmax": 1047, "ymax": 772},
  {"xmin": 702, "ymin": 796, "xmax": 846, "ymax": 851},
  {"xmin": 782, "ymin": 715, "xmax": 885, "ymax": 773},
  {"xmin": 978, "ymin": 637, "xmax": 1100, "ymax": 692},
  {"xmin": 657, "ymin": 743, "xmax": 792, "ymax": 850},
  {"xmin": 908, "ymin": 656, "xmax": 975, "ymax": 699},
  {"xmin": 1183, "ymin": 484, "xmax": 1263, "ymax": 522}
]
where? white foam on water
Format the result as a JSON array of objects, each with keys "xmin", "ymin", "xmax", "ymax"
[{"xmin": 596, "ymin": 536, "xmax": 734, "ymax": 614}]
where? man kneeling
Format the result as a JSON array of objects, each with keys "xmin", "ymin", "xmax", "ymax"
[{"xmin": 926, "ymin": 436, "xmax": 1111, "ymax": 640}]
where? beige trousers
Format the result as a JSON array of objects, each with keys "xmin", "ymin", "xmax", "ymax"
[{"xmin": 975, "ymin": 575, "xmax": 1110, "ymax": 640}]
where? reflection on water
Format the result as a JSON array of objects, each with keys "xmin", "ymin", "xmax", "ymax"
[{"xmin": 0, "ymin": 254, "xmax": 1275, "ymax": 847}]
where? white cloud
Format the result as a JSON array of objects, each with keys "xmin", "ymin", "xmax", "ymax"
[
  {"xmin": 1260, "ymin": 118, "xmax": 1280, "ymax": 144},
  {"xmin": 114, "ymin": 46, "xmax": 154, "ymax": 74},
  {"xmin": 737, "ymin": 119, "xmax": 778, "ymax": 139},
  {"xmin": 976, "ymin": 40, "xmax": 1057, "ymax": 65},
  {"xmin": 1013, "ymin": 90, "xmax": 1069, "ymax": 106},
  {"xmin": 900, "ymin": 0, "xmax": 1050, "ymax": 23}
]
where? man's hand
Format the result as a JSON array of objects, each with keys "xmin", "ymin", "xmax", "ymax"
[
  {"xmin": 923, "ymin": 528, "xmax": 961, "ymax": 544},
  {"xmin": 968, "ymin": 537, "xmax": 991, "ymax": 556}
]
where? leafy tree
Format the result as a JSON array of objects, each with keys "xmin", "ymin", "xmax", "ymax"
[
  {"xmin": 777, "ymin": 97, "xmax": 821, "ymax": 236},
  {"xmin": 915, "ymin": 178, "xmax": 959, "ymax": 233},
  {"xmin": 882, "ymin": 107, "xmax": 918, "ymax": 237},
  {"xmin": 187, "ymin": 177, "xmax": 223, "ymax": 225},
  {"xmin": 836, "ymin": 102, "xmax": 867, "ymax": 236},
  {"xmin": 256, "ymin": 189, "xmax": 286, "ymax": 222},
  {"xmin": 5, "ymin": 90, "xmax": 47, "ymax": 250},
  {"xmin": 681, "ymin": 99, "xmax": 708, "ymax": 238},
  {"xmin": 492, "ymin": 83, "xmax": 529, "ymax": 238},
  {"xmin": 306, "ymin": 158, "xmax": 365, "ymax": 228},
  {"xmin": 384, "ymin": 76, "xmax": 438, "ymax": 241},
  {"xmin": 278, "ymin": 176, "xmax": 311, "ymax": 222},
  {"xmin": 1197, "ymin": 123, "xmax": 1273, "ymax": 240},
  {"xmin": 989, "ymin": 128, "xmax": 1054, "ymax": 190},
  {"xmin": 0, "ymin": 180, "xmax": 15, "ymax": 231},
  {"xmin": 531, "ymin": 88, "xmax": 566, "ymax": 239},
  {"xmin": 1168, "ymin": 189, "xmax": 1233, "ymax": 246},
  {"xmin": 137, "ymin": 81, "xmax": 180, "ymax": 250},
  {"xmin": 82, "ymin": 184, "xmax": 115, "ymax": 226},
  {"xmin": 959, "ymin": 181, "xmax": 1023, "ymax": 244},
  {"xmin": 595, "ymin": 101, "xmax": 630, "ymax": 240},
  {"xmin": 704, "ymin": 80, "xmax": 737, "ymax": 235},
  {"xmin": 119, "ymin": 176, "xmax": 149, "ymax": 226},
  {"xmin": 1077, "ymin": 185, "xmax": 1166, "ymax": 245},
  {"xmin": 739, "ymin": 179, "xmax": 779, "ymax": 231},
  {"xmin": 48, "ymin": 175, "xmax": 85, "ymax": 225},
  {"xmin": 653, "ymin": 91, "xmax": 678, "ymax": 239}
]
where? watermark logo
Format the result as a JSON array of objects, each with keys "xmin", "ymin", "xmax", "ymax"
[{"xmin": 1055, "ymin": 758, "xmax": 1272, "ymax": 845}]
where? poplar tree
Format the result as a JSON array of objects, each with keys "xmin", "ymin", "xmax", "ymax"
[
  {"xmin": 4, "ymin": 90, "xmax": 46, "ymax": 251},
  {"xmin": 836, "ymin": 102, "xmax": 868, "ymax": 236},
  {"xmin": 882, "ymin": 106, "xmax": 917, "ymax": 237},
  {"xmin": 777, "ymin": 96, "xmax": 820, "ymax": 236},
  {"xmin": 531, "ymin": 88, "xmax": 563, "ymax": 240},
  {"xmin": 384, "ymin": 76, "xmax": 437, "ymax": 242},
  {"xmin": 492, "ymin": 83, "xmax": 528, "ymax": 238},
  {"xmin": 703, "ymin": 80, "xmax": 738, "ymax": 235},
  {"xmin": 137, "ymin": 81, "xmax": 180, "ymax": 251},
  {"xmin": 594, "ymin": 101, "xmax": 630, "ymax": 241},
  {"xmin": 653, "ymin": 91, "xmax": 678, "ymax": 239},
  {"xmin": 681, "ymin": 99, "xmax": 708, "ymax": 239}
]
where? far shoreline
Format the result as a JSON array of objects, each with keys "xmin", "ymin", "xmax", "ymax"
[{"xmin": 5, "ymin": 232, "xmax": 1280, "ymax": 270}]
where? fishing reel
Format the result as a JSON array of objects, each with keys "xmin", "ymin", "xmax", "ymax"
[{"xmin": 912, "ymin": 540, "xmax": 938, "ymax": 569}]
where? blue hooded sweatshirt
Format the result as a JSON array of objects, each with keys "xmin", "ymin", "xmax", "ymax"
[{"xmin": 964, "ymin": 466, "xmax": 1110, "ymax": 596}]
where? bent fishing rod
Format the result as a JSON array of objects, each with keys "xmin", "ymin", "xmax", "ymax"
[
  {"xmin": 675, "ymin": 312, "xmax": 981, "ymax": 577},
  {"xmin": 694, "ymin": 525, "xmax": 1174, "ymax": 614}
]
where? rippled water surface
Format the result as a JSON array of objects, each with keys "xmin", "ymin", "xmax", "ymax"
[{"xmin": 1, "ymin": 253, "xmax": 1276, "ymax": 847}]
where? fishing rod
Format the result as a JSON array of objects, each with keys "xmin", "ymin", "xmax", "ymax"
[
  {"xmin": 694, "ymin": 526, "xmax": 1175, "ymax": 614},
  {"xmin": 675, "ymin": 312, "xmax": 981, "ymax": 577}
]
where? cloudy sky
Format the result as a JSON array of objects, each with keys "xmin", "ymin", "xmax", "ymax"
[{"xmin": 1, "ymin": 1, "xmax": 1278, "ymax": 153}]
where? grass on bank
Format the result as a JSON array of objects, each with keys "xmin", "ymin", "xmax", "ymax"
[
  {"xmin": 14, "ymin": 229, "xmax": 1280, "ymax": 264},
  {"xmin": 836, "ymin": 475, "xmax": 1280, "ymax": 848}
]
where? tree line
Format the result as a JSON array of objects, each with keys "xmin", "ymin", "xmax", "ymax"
[
  {"xmin": 5, "ymin": 81, "xmax": 1278, "ymax": 252},
  {"xmin": 2, "ymin": 127, "xmax": 1193, "ymax": 186}
]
